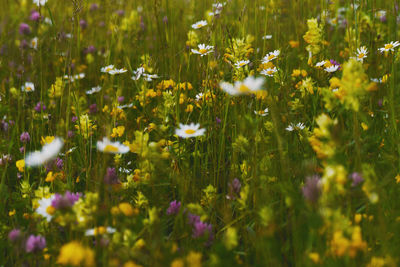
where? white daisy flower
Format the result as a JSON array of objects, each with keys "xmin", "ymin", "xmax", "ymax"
[
  {"xmin": 378, "ymin": 41, "xmax": 400, "ymax": 53},
  {"xmin": 191, "ymin": 20, "xmax": 208, "ymax": 29},
  {"xmin": 44, "ymin": 17, "xmax": 52, "ymax": 25},
  {"xmin": 85, "ymin": 86, "xmax": 102, "ymax": 95},
  {"xmin": 64, "ymin": 73, "xmax": 85, "ymax": 83},
  {"xmin": 21, "ymin": 82, "xmax": 35, "ymax": 92},
  {"xmin": 25, "ymin": 138, "xmax": 64, "ymax": 167},
  {"xmin": 117, "ymin": 103, "xmax": 134, "ymax": 109},
  {"xmin": 286, "ymin": 122, "xmax": 305, "ymax": 132},
  {"xmin": 260, "ymin": 67, "xmax": 277, "ymax": 77},
  {"xmin": 191, "ymin": 44, "xmax": 214, "ymax": 56},
  {"xmin": 30, "ymin": 37, "xmax": 38, "ymax": 50},
  {"xmin": 131, "ymin": 67, "xmax": 159, "ymax": 81},
  {"xmin": 324, "ymin": 65, "xmax": 339, "ymax": 73},
  {"xmin": 108, "ymin": 68, "xmax": 127, "ymax": 75},
  {"xmin": 175, "ymin": 123, "xmax": 206, "ymax": 138},
  {"xmin": 220, "ymin": 76, "xmax": 265, "ymax": 96},
  {"xmin": 101, "ymin": 65, "xmax": 115, "ymax": 73},
  {"xmin": 85, "ymin": 226, "xmax": 116, "ymax": 236},
  {"xmin": 356, "ymin": 46, "xmax": 368, "ymax": 62},
  {"xmin": 262, "ymin": 35, "xmax": 272, "ymax": 40},
  {"xmin": 97, "ymin": 137, "xmax": 130, "ymax": 154},
  {"xmin": 131, "ymin": 67, "xmax": 146, "ymax": 80},
  {"xmin": 371, "ymin": 78, "xmax": 383, "ymax": 83},
  {"xmin": 315, "ymin": 60, "xmax": 327, "ymax": 67},
  {"xmin": 33, "ymin": 0, "xmax": 47, "ymax": 6},
  {"xmin": 262, "ymin": 50, "xmax": 280, "ymax": 63},
  {"xmin": 35, "ymin": 195, "xmax": 56, "ymax": 222},
  {"xmin": 195, "ymin": 93, "xmax": 204, "ymax": 101},
  {"xmin": 142, "ymin": 73, "xmax": 159, "ymax": 81},
  {"xmin": 212, "ymin": 2, "xmax": 226, "ymax": 9},
  {"xmin": 254, "ymin": 108, "xmax": 269, "ymax": 116},
  {"xmin": 234, "ymin": 60, "xmax": 250, "ymax": 68}
]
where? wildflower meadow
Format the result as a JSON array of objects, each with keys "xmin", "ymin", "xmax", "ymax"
[{"xmin": 2, "ymin": 0, "xmax": 400, "ymax": 266}]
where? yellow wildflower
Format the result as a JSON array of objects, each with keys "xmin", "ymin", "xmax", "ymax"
[
  {"xmin": 16, "ymin": 159, "xmax": 25, "ymax": 172},
  {"xmin": 57, "ymin": 241, "xmax": 95, "ymax": 267}
]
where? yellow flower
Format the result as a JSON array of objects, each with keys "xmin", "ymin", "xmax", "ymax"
[
  {"xmin": 57, "ymin": 241, "xmax": 95, "ymax": 267},
  {"xmin": 308, "ymin": 252, "xmax": 320, "ymax": 264},
  {"xmin": 41, "ymin": 136, "xmax": 55, "ymax": 145},
  {"xmin": 395, "ymin": 174, "xmax": 400, "ymax": 183},
  {"xmin": 48, "ymin": 77, "xmax": 64, "ymax": 98},
  {"xmin": 123, "ymin": 261, "xmax": 142, "ymax": 267},
  {"xmin": 111, "ymin": 126, "xmax": 125, "ymax": 138},
  {"xmin": 171, "ymin": 259, "xmax": 184, "ymax": 267},
  {"xmin": 9, "ymin": 209, "xmax": 16, "ymax": 216},
  {"xmin": 361, "ymin": 122, "xmax": 368, "ymax": 131},
  {"xmin": 303, "ymin": 18, "xmax": 323, "ymax": 55},
  {"xmin": 45, "ymin": 171, "xmax": 55, "ymax": 182},
  {"xmin": 118, "ymin": 202, "xmax": 137, "ymax": 216},
  {"xmin": 16, "ymin": 159, "xmax": 25, "ymax": 172},
  {"xmin": 186, "ymin": 251, "xmax": 202, "ymax": 267},
  {"xmin": 185, "ymin": 104, "xmax": 194, "ymax": 113},
  {"xmin": 75, "ymin": 114, "xmax": 96, "ymax": 139},
  {"xmin": 289, "ymin": 40, "xmax": 299, "ymax": 48}
]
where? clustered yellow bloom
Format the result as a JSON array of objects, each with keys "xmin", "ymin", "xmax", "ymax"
[
  {"xmin": 48, "ymin": 77, "xmax": 64, "ymax": 98},
  {"xmin": 111, "ymin": 202, "xmax": 138, "ymax": 217},
  {"xmin": 111, "ymin": 126, "xmax": 125, "ymax": 138},
  {"xmin": 329, "ymin": 59, "xmax": 375, "ymax": 111},
  {"xmin": 303, "ymin": 18, "xmax": 323, "ymax": 57},
  {"xmin": 330, "ymin": 226, "xmax": 367, "ymax": 258},
  {"xmin": 75, "ymin": 114, "xmax": 96, "ymax": 139},
  {"xmin": 308, "ymin": 113, "xmax": 338, "ymax": 159},
  {"xmin": 57, "ymin": 241, "xmax": 95, "ymax": 266}
]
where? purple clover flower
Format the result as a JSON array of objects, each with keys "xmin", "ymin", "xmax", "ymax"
[
  {"xmin": 34, "ymin": 102, "xmax": 46, "ymax": 112},
  {"xmin": 187, "ymin": 212, "xmax": 201, "ymax": 226},
  {"xmin": 89, "ymin": 104, "xmax": 98, "ymax": 114},
  {"xmin": 19, "ymin": 23, "xmax": 31, "ymax": 35},
  {"xmin": 8, "ymin": 229, "xmax": 21, "ymax": 242},
  {"xmin": 350, "ymin": 172, "xmax": 364, "ymax": 187},
  {"xmin": 20, "ymin": 132, "xmax": 30, "ymax": 143},
  {"xmin": 104, "ymin": 167, "xmax": 120, "ymax": 185},
  {"xmin": 30, "ymin": 11, "xmax": 41, "ymax": 21},
  {"xmin": 55, "ymin": 158, "xmax": 63, "ymax": 170},
  {"xmin": 227, "ymin": 178, "xmax": 241, "ymax": 200},
  {"xmin": 302, "ymin": 175, "xmax": 322, "ymax": 204},
  {"xmin": 25, "ymin": 235, "xmax": 46, "ymax": 253},
  {"xmin": 192, "ymin": 221, "xmax": 212, "ymax": 239},
  {"xmin": 51, "ymin": 191, "xmax": 82, "ymax": 209},
  {"xmin": 166, "ymin": 200, "xmax": 181, "ymax": 215}
]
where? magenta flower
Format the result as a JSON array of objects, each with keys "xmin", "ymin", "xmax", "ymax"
[
  {"xmin": 166, "ymin": 200, "xmax": 181, "ymax": 215},
  {"xmin": 25, "ymin": 235, "xmax": 46, "ymax": 253}
]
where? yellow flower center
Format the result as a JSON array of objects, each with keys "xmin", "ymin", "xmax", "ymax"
[
  {"xmin": 358, "ymin": 53, "xmax": 365, "ymax": 58},
  {"xmin": 199, "ymin": 49, "xmax": 208, "ymax": 54},
  {"xmin": 267, "ymin": 70, "xmax": 274, "ymax": 75},
  {"xmin": 239, "ymin": 62, "xmax": 246, "ymax": 66},
  {"xmin": 104, "ymin": 144, "xmax": 119, "ymax": 152},
  {"xmin": 26, "ymin": 87, "xmax": 32, "ymax": 91},
  {"xmin": 184, "ymin": 129, "xmax": 196, "ymax": 135},
  {"xmin": 94, "ymin": 226, "xmax": 106, "ymax": 235},
  {"xmin": 238, "ymin": 84, "xmax": 250, "ymax": 93},
  {"xmin": 385, "ymin": 44, "xmax": 393, "ymax": 50},
  {"xmin": 46, "ymin": 206, "xmax": 56, "ymax": 215},
  {"xmin": 106, "ymin": 67, "xmax": 113, "ymax": 72}
]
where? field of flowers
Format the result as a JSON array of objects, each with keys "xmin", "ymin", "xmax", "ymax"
[{"xmin": 1, "ymin": 0, "xmax": 400, "ymax": 266}]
